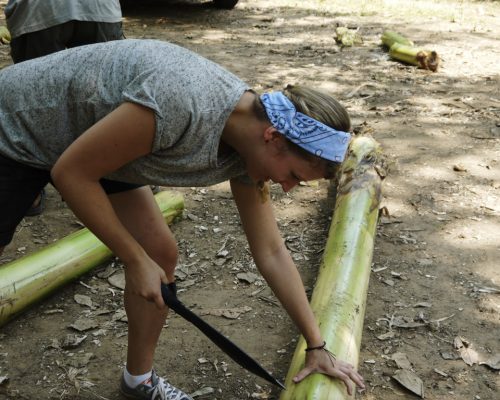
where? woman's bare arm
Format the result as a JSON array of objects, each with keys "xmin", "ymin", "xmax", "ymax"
[
  {"xmin": 230, "ymin": 178, "xmax": 364, "ymax": 394},
  {"xmin": 51, "ymin": 102, "xmax": 168, "ymax": 308}
]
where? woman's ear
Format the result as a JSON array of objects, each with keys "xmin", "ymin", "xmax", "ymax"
[
  {"xmin": 263, "ymin": 126, "xmax": 276, "ymax": 142},
  {"xmin": 263, "ymin": 127, "xmax": 288, "ymax": 154},
  {"xmin": 263, "ymin": 126, "xmax": 283, "ymax": 143}
]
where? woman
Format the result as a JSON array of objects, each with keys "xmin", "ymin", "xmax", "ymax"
[{"xmin": 0, "ymin": 39, "xmax": 364, "ymax": 400}]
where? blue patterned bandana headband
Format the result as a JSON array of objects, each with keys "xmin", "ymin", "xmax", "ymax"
[{"xmin": 260, "ymin": 92, "xmax": 351, "ymax": 162}]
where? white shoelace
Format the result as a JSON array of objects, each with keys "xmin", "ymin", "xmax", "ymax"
[{"xmin": 151, "ymin": 377, "xmax": 190, "ymax": 400}]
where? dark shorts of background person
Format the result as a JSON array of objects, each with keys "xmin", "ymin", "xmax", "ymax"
[
  {"xmin": 9, "ymin": 20, "xmax": 123, "ymax": 63},
  {"xmin": 0, "ymin": 153, "xmax": 143, "ymax": 247}
]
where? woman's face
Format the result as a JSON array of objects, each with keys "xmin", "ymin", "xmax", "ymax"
[{"xmin": 246, "ymin": 137, "xmax": 325, "ymax": 192}]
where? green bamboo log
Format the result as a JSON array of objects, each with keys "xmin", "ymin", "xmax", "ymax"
[
  {"xmin": 389, "ymin": 43, "xmax": 440, "ymax": 72},
  {"xmin": 0, "ymin": 190, "xmax": 184, "ymax": 327},
  {"xmin": 280, "ymin": 136, "xmax": 382, "ymax": 400},
  {"xmin": 381, "ymin": 30, "xmax": 414, "ymax": 48},
  {"xmin": 0, "ymin": 26, "xmax": 11, "ymax": 44}
]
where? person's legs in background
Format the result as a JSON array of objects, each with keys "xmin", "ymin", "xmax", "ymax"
[
  {"xmin": 0, "ymin": 154, "xmax": 50, "ymax": 256},
  {"xmin": 8, "ymin": 20, "xmax": 124, "ymax": 216}
]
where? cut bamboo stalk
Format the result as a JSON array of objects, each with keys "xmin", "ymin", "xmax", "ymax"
[
  {"xmin": 280, "ymin": 136, "xmax": 383, "ymax": 400},
  {"xmin": 389, "ymin": 43, "xmax": 440, "ymax": 72},
  {"xmin": 0, "ymin": 190, "xmax": 184, "ymax": 327},
  {"xmin": 381, "ymin": 30, "xmax": 414, "ymax": 48},
  {"xmin": 0, "ymin": 26, "xmax": 10, "ymax": 44}
]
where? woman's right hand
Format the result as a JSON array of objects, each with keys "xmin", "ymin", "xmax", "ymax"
[
  {"xmin": 124, "ymin": 253, "xmax": 169, "ymax": 309},
  {"xmin": 293, "ymin": 347, "xmax": 365, "ymax": 395}
]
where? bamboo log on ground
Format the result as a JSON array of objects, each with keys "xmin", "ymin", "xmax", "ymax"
[
  {"xmin": 0, "ymin": 26, "xmax": 11, "ymax": 44},
  {"xmin": 389, "ymin": 43, "xmax": 440, "ymax": 72},
  {"xmin": 280, "ymin": 136, "xmax": 383, "ymax": 400},
  {"xmin": 0, "ymin": 190, "xmax": 184, "ymax": 327},
  {"xmin": 381, "ymin": 30, "xmax": 414, "ymax": 48}
]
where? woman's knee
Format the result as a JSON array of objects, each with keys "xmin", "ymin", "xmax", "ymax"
[
  {"xmin": 148, "ymin": 232, "xmax": 178, "ymax": 279},
  {"xmin": 158, "ymin": 240, "xmax": 178, "ymax": 276}
]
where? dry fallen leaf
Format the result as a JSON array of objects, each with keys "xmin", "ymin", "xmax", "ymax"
[
  {"xmin": 251, "ymin": 389, "xmax": 271, "ymax": 399},
  {"xmin": 392, "ymin": 369, "xmax": 425, "ymax": 398},
  {"xmin": 112, "ymin": 309, "xmax": 128, "ymax": 322},
  {"xmin": 61, "ymin": 334, "xmax": 87, "ymax": 349},
  {"xmin": 108, "ymin": 271, "xmax": 126, "ymax": 290},
  {"xmin": 391, "ymin": 352, "xmax": 412, "ymax": 370},
  {"xmin": 236, "ymin": 272, "xmax": 259, "ymax": 284},
  {"xmin": 440, "ymin": 351, "xmax": 460, "ymax": 360},
  {"xmin": 74, "ymin": 294, "xmax": 93, "ymax": 308},
  {"xmin": 96, "ymin": 264, "xmax": 117, "ymax": 279},
  {"xmin": 65, "ymin": 366, "xmax": 84, "ymax": 393},
  {"xmin": 190, "ymin": 386, "xmax": 214, "ymax": 398},
  {"xmin": 382, "ymin": 279, "xmax": 395, "ymax": 286},
  {"xmin": 434, "ymin": 368, "xmax": 448, "ymax": 378},
  {"xmin": 392, "ymin": 316, "xmax": 426, "ymax": 329},
  {"xmin": 479, "ymin": 353, "xmax": 500, "ymax": 370},
  {"xmin": 475, "ymin": 286, "xmax": 500, "ymax": 294},
  {"xmin": 377, "ymin": 331, "xmax": 396, "ymax": 341},
  {"xmin": 69, "ymin": 317, "xmax": 99, "ymax": 332},
  {"xmin": 454, "ymin": 336, "xmax": 480, "ymax": 366}
]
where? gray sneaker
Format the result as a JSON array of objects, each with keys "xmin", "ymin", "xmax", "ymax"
[{"xmin": 120, "ymin": 370, "xmax": 193, "ymax": 400}]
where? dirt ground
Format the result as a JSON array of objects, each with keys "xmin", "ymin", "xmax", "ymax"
[{"xmin": 0, "ymin": 0, "xmax": 499, "ymax": 399}]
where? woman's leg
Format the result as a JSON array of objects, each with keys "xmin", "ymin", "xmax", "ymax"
[{"xmin": 109, "ymin": 186, "xmax": 178, "ymax": 375}]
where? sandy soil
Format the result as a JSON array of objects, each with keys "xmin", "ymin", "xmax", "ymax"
[{"xmin": 0, "ymin": 1, "xmax": 499, "ymax": 399}]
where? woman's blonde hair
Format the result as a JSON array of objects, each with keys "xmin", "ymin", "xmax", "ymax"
[{"xmin": 283, "ymin": 84, "xmax": 351, "ymax": 134}]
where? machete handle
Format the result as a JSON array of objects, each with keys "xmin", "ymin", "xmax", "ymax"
[{"xmin": 161, "ymin": 282, "xmax": 179, "ymax": 306}]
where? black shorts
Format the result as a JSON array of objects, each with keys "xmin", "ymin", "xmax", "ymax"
[
  {"xmin": 0, "ymin": 154, "xmax": 143, "ymax": 247},
  {"xmin": 10, "ymin": 20, "xmax": 123, "ymax": 63}
]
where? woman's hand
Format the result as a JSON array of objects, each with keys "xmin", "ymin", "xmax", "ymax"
[
  {"xmin": 124, "ymin": 253, "xmax": 169, "ymax": 310},
  {"xmin": 293, "ymin": 347, "xmax": 365, "ymax": 396}
]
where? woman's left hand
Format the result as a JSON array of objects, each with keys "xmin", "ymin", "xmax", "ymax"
[{"xmin": 292, "ymin": 347, "xmax": 365, "ymax": 396}]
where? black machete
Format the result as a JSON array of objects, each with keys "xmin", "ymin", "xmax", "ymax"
[{"xmin": 161, "ymin": 282, "xmax": 286, "ymax": 390}]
